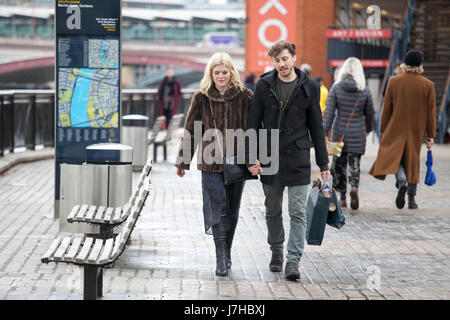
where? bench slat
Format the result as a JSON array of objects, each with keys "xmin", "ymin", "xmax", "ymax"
[
  {"xmin": 101, "ymin": 207, "xmax": 113, "ymax": 223},
  {"xmin": 67, "ymin": 205, "xmax": 80, "ymax": 222},
  {"xmin": 54, "ymin": 237, "xmax": 72, "ymax": 262},
  {"xmin": 111, "ymin": 233, "xmax": 123, "ymax": 260},
  {"xmin": 98, "ymin": 238, "xmax": 114, "ymax": 264},
  {"xmin": 63, "ymin": 237, "xmax": 83, "ymax": 262},
  {"xmin": 92, "ymin": 206, "xmax": 106, "ymax": 222},
  {"xmin": 112, "ymin": 207, "xmax": 122, "ymax": 223},
  {"xmin": 41, "ymin": 238, "xmax": 61, "ymax": 263},
  {"xmin": 87, "ymin": 239, "xmax": 104, "ymax": 264},
  {"xmin": 75, "ymin": 237, "xmax": 94, "ymax": 263},
  {"xmin": 84, "ymin": 205, "xmax": 98, "ymax": 221},
  {"xmin": 120, "ymin": 204, "xmax": 132, "ymax": 220},
  {"xmin": 75, "ymin": 204, "xmax": 89, "ymax": 221}
]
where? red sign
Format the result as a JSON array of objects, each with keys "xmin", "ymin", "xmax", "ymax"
[
  {"xmin": 246, "ymin": 0, "xmax": 297, "ymax": 73},
  {"xmin": 326, "ymin": 29, "xmax": 391, "ymax": 39},
  {"xmin": 329, "ymin": 59, "xmax": 389, "ymax": 68}
]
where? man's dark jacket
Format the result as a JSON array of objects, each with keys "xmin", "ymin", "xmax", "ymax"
[{"xmin": 246, "ymin": 67, "xmax": 329, "ymax": 186}]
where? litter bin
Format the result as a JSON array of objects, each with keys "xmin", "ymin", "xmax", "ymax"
[
  {"xmin": 59, "ymin": 143, "xmax": 133, "ymax": 234},
  {"xmin": 121, "ymin": 114, "xmax": 149, "ymax": 171}
]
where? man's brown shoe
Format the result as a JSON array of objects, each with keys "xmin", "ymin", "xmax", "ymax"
[{"xmin": 339, "ymin": 199, "xmax": 347, "ymax": 208}]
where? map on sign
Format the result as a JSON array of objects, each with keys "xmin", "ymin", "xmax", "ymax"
[
  {"xmin": 88, "ymin": 39, "xmax": 119, "ymax": 68},
  {"xmin": 57, "ymin": 39, "xmax": 119, "ymax": 128},
  {"xmin": 58, "ymin": 68, "xmax": 119, "ymax": 128}
]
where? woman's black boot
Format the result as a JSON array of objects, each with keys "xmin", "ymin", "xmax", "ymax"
[
  {"xmin": 214, "ymin": 239, "xmax": 228, "ymax": 276},
  {"xmin": 212, "ymin": 222, "xmax": 228, "ymax": 276}
]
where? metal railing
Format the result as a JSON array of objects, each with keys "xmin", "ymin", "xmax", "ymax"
[{"xmin": 0, "ymin": 88, "xmax": 197, "ymax": 157}]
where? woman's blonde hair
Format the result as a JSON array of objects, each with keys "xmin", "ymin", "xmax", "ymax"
[
  {"xmin": 335, "ymin": 57, "xmax": 366, "ymax": 91},
  {"xmin": 200, "ymin": 52, "xmax": 244, "ymax": 94}
]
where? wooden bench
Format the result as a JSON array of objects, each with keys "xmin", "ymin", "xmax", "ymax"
[
  {"xmin": 41, "ymin": 177, "xmax": 151, "ymax": 300},
  {"xmin": 66, "ymin": 163, "xmax": 152, "ymax": 239},
  {"xmin": 153, "ymin": 113, "xmax": 184, "ymax": 162},
  {"xmin": 148, "ymin": 115, "xmax": 165, "ymax": 146}
]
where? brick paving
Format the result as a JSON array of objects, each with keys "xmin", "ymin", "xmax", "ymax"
[{"xmin": 0, "ymin": 133, "xmax": 449, "ymax": 300}]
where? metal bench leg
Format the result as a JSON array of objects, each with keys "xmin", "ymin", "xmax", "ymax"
[
  {"xmin": 153, "ymin": 143, "xmax": 157, "ymax": 162},
  {"xmin": 163, "ymin": 144, "xmax": 167, "ymax": 161},
  {"xmin": 97, "ymin": 268, "xmax": 103, "ymax": 297},
  {"xmin": 84, "ymin": 265, "xmax": 98, "ymax": 300}
]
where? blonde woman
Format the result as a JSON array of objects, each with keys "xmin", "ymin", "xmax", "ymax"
[
  {"xmin": 323, "ymin": 57, "xmax": 375, "ymax": 210},
  {"xmin": 175, "ymin": 52, "xmax": 253, "ymax": 276}
]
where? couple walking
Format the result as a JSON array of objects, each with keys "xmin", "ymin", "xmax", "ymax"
[{"xmin": 175, "ymin": 41, "xmax": 330, "ymax": 281}]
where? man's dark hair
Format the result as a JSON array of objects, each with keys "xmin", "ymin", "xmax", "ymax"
[{"xmin": 268, "ymin": 41, "xmax": 296, "ymax": 58}]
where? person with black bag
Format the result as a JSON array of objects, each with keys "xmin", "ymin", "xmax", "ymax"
[
  {"xmin": 175, "ymin": 52, "xmax": 253, "ymax": 276},
  {"xmin": 246, "ymin": 41, "xmax": 330, "ymax": 281}
]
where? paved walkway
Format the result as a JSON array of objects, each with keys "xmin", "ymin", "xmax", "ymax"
[{"xmin": 0, "ymin": 133, "xmax": 449, "ymax": 300}]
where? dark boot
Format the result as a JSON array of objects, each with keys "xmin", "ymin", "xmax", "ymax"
[
  {"xmin": 212, "ymin": 222, "xmax": 228, "ymax": 276},
  {"xmin": 395, "ymin": 182, "xmax": 407, "ymax": 209},
  {"xmin": 213, "ymin": 239, "xmax": 228, "ymax": 276},
  {"xmin": 269, "ymin": 253, "xmax": 283, "ymax": 272},
  {"xmin": 407, "ymin": 183, "xmax": 418, "ymax": 209},
  {"xmin": 350, "ymin": 187, "xmax": 359, "ymax": 210}
]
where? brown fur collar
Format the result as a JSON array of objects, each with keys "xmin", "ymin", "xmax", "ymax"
[{"xmin": 206, "ymin": 85, "xmax": 242, "ymax": 102}]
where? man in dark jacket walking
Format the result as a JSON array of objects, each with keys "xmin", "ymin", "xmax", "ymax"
[{"xmin": 247, "ymin": 41, "xmax": 330, "ymax": 281}]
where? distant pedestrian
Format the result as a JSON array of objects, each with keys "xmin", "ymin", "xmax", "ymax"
[
  {"xmin": 369, "ymin": 50, "xmax": 436, "ymax": 209},
  {"xmin": 244, "ymin": 73, "xmax": 256, "ymax": 92},
  {"xmin": 314, "ymin": 76, "xmax": 328, "ymax": 115},
  {"xmin": 300, "ymin": 63, "xmax": 312, "ymax": 77},
  {"xmin": 323, "ymin": 57, "xmax": 375, "ymax": 210},
  {"xmin": 175, "ymin": 52, "xmax": 253, "ymax": 276},
  {"xmin": 157, "ymin": 67, "xmax": 182, "ymax": 127}
]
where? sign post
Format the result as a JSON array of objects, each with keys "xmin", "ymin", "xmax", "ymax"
[{"xmin": 54, "ymin": 0, "xmax": 122, "ymax": 218}]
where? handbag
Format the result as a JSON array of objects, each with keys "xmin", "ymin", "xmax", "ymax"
[
  {"xmin": 327, "ymin": 92, "xmax": 361, "ymax": 157},
  {"xmin": 208, "ymin": 100, "xmax": 258, "ymax": 186}
]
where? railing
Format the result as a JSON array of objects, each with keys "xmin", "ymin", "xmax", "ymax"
[{"xmin": 0, "ymin": 88, "xmax": 197, "ymax": 157}]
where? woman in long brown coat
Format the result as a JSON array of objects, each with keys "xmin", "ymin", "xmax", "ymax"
[
  {"xmin": 175, "ymin": 52, "xmax": 253, "ymax": 276},
  {"xmin": 369, "ymin": 50, "xmax": 436, "ymax": 209}
]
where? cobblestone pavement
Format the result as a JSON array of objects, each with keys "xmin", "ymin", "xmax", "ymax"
[{"xmin": 0, "ymin": 133, "xmax": 449, "ymax": 300}]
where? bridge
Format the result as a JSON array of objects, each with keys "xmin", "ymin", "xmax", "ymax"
[{"xmin": 0, "ymin": 37, "xmax": 245, "ymax": 88}]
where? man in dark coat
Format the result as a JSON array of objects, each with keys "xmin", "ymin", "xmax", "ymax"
[
  {"xmin": 157, "ymin": 67, "xmax": 182, "ymax": 127},
  {"xmin": 246, "ymin": 41, "xmax": 330, "ymax": 281}
]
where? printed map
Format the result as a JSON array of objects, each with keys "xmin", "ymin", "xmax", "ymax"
[{"xmin": 58, "ymin": 39, "xmax": 119, "ymax": 128}]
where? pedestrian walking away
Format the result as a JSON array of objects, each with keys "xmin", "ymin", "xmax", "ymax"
[
  {"xmin": 175, "ymin": 52, "xmax": 253, "ymax": 277},
  {"xmin": 323, "ymin": 57, "xmax": 374, "ymax": 210},
  {"xmin": 246, "ymin": 41, "xmax": 330, "ymax": 281},
  {"xmin": 369, "ymin": 50, "xmax": 436, "ymax": 209},
  {"xmin": 157, "ymin": 67, "xmax": 182, "ymax": 127}
]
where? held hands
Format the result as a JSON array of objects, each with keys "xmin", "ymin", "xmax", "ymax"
[
  {"xmin": 248, "ymin": 160, "xmax": 263, "ymax": 176},
  {"xmin": 426, "ymin": 138, "xmax": 434, "ymax": 150}
]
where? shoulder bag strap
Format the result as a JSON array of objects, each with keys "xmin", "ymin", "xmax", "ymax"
[{"xmin": 339, "ymin": 91, "xmax": 361, "ymax": 142}]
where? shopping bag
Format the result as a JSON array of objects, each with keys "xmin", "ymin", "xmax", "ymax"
[
  {"xmin": 326, "ymin": 191, "xmax": 346, "ymax": 229},
  {"xmin": 327, "ymin": 141, "xmax": 344, "ymax": 157},
  {"xmin": 306, "ymin": 178, "xmax": 332, "ymax": 246}
]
